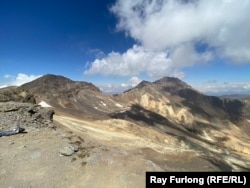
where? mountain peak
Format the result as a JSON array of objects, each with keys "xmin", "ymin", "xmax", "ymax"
[
  {"xmin": 42, "ymin": 73, "xmax": 71, "ymax": 80},
  {"xmin": 123, "ymin": 80, "xmax": 152, "ymax": 93},
  {"xmin": 135, "ymin": 80, "xmax": 152, "ymax": 88},
  {"xmin": 21, "ymin": 74, "xmax": 101, "ymax": 93},
  {"xmin": 154, "ymin": 76, "xmax": 186, "ymax": 84},
  {"xmin": 153, "ymin": 76, "xmax": 191, "ymax": 92},
  {"xmin": 33, "ymin": 74, "xmax": 74, "ymax": 84}
]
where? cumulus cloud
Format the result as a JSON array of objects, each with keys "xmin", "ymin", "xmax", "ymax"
[
  {"xmin": 171, "ymin": 43, "xmax": 213, "ymax": 67},
  {"xmin": 110, "ymin": 0, "xmax": 250, "ymax": 63},
  {"xmin": 129, "ymin": 76, "xmax": 142, "ymax": 87},
  {"xmin": 85, "ymin": 0, "xmax": 250, "ymax": 80},
  {"xmin": 84, "ymin": 45, "xmax": 184, "ymax": 79},
  {"xmin": 0, "ymin": 84, "xmax": 8, "ymax": 89},
  {"xmin": 0, "ymin": 73, "xmax": 42, "ymax": 88}
]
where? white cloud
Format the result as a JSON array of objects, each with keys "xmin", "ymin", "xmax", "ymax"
[
  {"xmin": 84, "ymin": 0, "xmax": 250, "ymax": 94},
  {"xmin": 0, "ymin": 85, "xmax": 8, "ymax": 89},
  {"xmin": 84, "ymin": 45, "xmax": 184, "ymax": 79},
  {"xmin": 13, "ymin": 73, "xmax": 42, "ymax": 86},
  {"xmin": 171, "ymin": 44, "xmax": 213, "ymax": 67},
  {"xmin": 110, "ymin": 0, "xmax": 250, "ymax": 63},
  {"xmin": 0, "ymin": 73, "xmax": 42, "ymax": 88},
  {"xmin": 86, "ymin": 0, "xmax": 250, "ymax": 80},
  {"xmin": 129, "ymin": 76, "xmax": 142, "ymax": 87}
]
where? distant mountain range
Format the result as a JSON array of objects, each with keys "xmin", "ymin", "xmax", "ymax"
[
  {"xmin": 1, "ymin": 74, "xmax": 249, "ymax": 129},
  {"xmin": 220, "ymin": 94, "xmax": 250, "ymax": 99},
  {"xmin": 1, "ymin": 74, "xmax": 250, "ymax": 171}
]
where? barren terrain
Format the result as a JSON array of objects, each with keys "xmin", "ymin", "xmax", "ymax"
[
  {"xmin": 1, "ymin": 75, "xmax": 250, "ymax": 187},
  {"xmin": 1, "ymin": 114, "xmax": 231, "ymax": 188}
]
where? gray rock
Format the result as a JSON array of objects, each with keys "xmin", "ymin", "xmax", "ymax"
[
  {"xmin": 0, "ymin": 102, "xmax": 55, "ymax": 130},
  {"xmin": 0, "ymin": 125, "xmax": 25, "ymax": 137},
  {"xmin": 69, "ymin": 144, "xmax": 79, "ymax": 152},
  {"xmin": 60, "ymin": 146, "xmax": 75, "ymax": 156},
  {"xmin": 8, "ymin": 141, "xmax": 14, "ymax": 145},
  {"xmin": 60, "ymin": 144, "xmax": 79, "ymax": 156}
]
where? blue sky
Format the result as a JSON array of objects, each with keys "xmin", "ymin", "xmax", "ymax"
[{"xmin": 1, "ymin": 0, "xmax": 250, "ymax": 95}]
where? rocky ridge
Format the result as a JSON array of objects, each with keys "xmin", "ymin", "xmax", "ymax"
[{"xmin": 0, "ymin": 74, "xmax": 250, "ymax": 188}]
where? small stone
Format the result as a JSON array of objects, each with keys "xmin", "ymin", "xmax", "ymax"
[
  {"xmin": 8, "ymin": 141, "xmax": 14, "ymax": 145},
  {"xmin": 60, "ymin": 146, "xmax": 74, "ymax": 156},
  {"xmin": 20, "ymin": 145, "xmax": 26, "ymax": 149},
  {"xmin": 69, "ymin": 144, "xmax": 79, "ymax": 152}
]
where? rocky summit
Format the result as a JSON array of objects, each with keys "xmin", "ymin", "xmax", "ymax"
[{"xmin": 0, "ymin": 74, "xmax": 250, "ymax": 188}]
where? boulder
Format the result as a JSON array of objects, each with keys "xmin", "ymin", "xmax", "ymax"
[{"xmin": 60, "ymin": 144, "xmax": 79, "ymax": 156}]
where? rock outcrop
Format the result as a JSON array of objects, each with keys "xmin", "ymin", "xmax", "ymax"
[{"xmin": 0, "ymin": 102, "xmax": 54, "ymax": 131}]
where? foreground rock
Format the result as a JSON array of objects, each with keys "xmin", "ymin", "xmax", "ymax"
[
  {"xmin": 0, "ymin": 102, "xmax": 54, "ymax": 131},
  {"xmin": 60, "ymin": 144, "xmax": 79, "ymax": 156},
  {"xmin": 0, "ymin": 125, "xmax": 25, "ymax": 137}
]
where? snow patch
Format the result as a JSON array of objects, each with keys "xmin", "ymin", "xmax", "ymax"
[
  {"xmin": 100, "ymin": 101, "xmax": 107, "ymax": 107},
  {"xmin": 247, "ymin": 119, "xmax": 250, "ymax": 123},
  {"xmin": 201, "ymin": 131, "xmax": 214, "ymax": 142},
  {"xmin": 115, "ymin": 103, "xmax": 123, "ymax": 108},
  {"xmin": 39, "ymin": 101, "xmax": 52, "ymax": 108},
  {"xmin": 94, "ymin": 107, "xmax": 98, "ymax": 110}
]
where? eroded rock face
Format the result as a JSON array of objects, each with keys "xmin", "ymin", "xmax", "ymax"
[
  {"xmin": 138, "ymin": 93, "xmax": 194, "ymax": 125},
  {"xmin": 0, "ymin": 102, "xmax": 54, "ymax": 130}
]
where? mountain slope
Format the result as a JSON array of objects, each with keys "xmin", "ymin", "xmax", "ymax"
[
  {"xmin": 1, "ymin": 75, "xmax": 250, "ymax": 188},
  {"xmin": 117, "ymin": 76, "xmax": 245, "ymax": 127},
  {"xmin": 14, "ymin": 74, "xmax": 250, "ymax": 170},
  {"xmin": 20, "ymin": 74, "xmax": 249, "ymax": 140},
  {"xmin": 112, "ymin": 77, "xmax": 250, "ymax": 159},
  {"xmin": 21, "ymin": 74, "xmax": 123, "ymax": 118}
]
